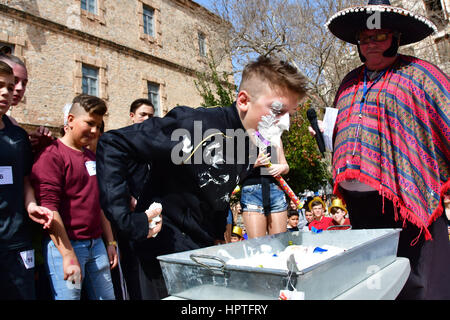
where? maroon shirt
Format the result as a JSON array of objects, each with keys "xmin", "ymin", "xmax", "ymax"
[{"xmin": 31, "ymin": 139, "xmax": 102, "ymax": 240}]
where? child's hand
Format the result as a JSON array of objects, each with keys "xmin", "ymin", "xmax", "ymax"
[
  {"xmin": 27, "ymin": 202, "xmax": 53, "ymax": 229},
  {"xmin": 254, "ymin": 152, "xmax": 271, "ymax": 168},
  {"xmin": 106, "ymin": 243, "xmax": 118, "ymax": 269},
  {"xmin": 267, "ymin": 163, "xmax": 288, "ymax": 177},
  {"xmin": 29, "ymin": 126, "xmax": 53, "ymax": 148},
  {"xmin": 63, "ymin": 255, "xmax": 82, "ymax": 288}
]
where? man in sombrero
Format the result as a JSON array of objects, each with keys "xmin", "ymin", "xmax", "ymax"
[{"xmin": 324, "ymin": 0, "xmax": 449, "ymax": 299}]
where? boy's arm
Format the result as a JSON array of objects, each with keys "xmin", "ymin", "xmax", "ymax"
[
  {"xmin": 48, "ymin": 210, "xmax": 81, "ymax": 282},
  {"xmin": 29, "ymin": 144, "xmax": 81, "ymax": 282},
  {"xmin": 96, "ymin": 109, "xmax": 185, "ymax": 241},
  {"xmin": 273, "ymin": 140, "xmax": 289, "ymax": 175},
  {"xmin": 24, "ymin": 176, "xmax": 53, "ymax": 229}
]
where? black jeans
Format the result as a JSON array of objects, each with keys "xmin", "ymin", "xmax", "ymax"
[
  {"xmin": 340, "ymin": 188, "xmax": 450, "ymax": 299},
  {"xmin": 0, "ymin": 247, "xmax": 36, "ymax": 300}
]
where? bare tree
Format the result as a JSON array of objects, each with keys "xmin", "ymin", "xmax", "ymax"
[
  {"xmin": 205, "ymin": 0, "xmax": 447, "ymax": 108},
  {"xmin": 207, "ymin": 0, "xmax": 366, "ymax": 109}
]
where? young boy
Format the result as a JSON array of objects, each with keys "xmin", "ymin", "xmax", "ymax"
[
  {"xmin": 308, "ymin": 196, "xmax": 333, "ymax": 231},
  {"xmin": 0, "ymin": 49, "xmax": 53, "ymax": 150},
  {"xmin": 129, "ymin": 98, "xmax": 155, "ymax": 124},
  {"xmin": 0, "ymin": 61, "xmax": 53, "ymax": 299},
  {"xmin": 96, "ymin": 55, "xmax": 307, "ymax": 299},
  {"xmin": 287, "ymin": 211, "xmax": 299, "ymax": 232},
  {"xmin": 329, "ymin": 198, "xmax": 351, "ymax": 230},
  {"xmin": 30, "ymin": 94, "xmax": 120, "ymax": 300},
  {"xmin": 230, "ymin": 226, "xmax": 244, "ymax": 242}
]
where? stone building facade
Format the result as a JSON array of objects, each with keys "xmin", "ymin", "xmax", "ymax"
[{"xmin": 0, "ymin": 0, "xmax": 233, "ymax": 131}]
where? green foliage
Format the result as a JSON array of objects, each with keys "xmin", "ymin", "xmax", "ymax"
[
  {"xmin": 281, "ymin": 100, "xmax": 332, "ymax": 194},
  {"xmin": 194, "ymin": 53, "xmax": 235, "ymax": 108}
]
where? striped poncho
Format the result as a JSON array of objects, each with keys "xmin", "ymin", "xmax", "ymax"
[{"xmin": 332, "ymin": 55, "xmax": 449, "ymax": 240}]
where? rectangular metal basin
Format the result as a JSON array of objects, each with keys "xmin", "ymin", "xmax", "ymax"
[{"xmin": 157, "ymin": 228, "xmax": 401, "ymax": 300}]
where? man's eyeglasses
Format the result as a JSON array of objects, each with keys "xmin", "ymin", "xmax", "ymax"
[{"xmin": 357, "ymin": 32, "xmax": 392, "ymax": 45}]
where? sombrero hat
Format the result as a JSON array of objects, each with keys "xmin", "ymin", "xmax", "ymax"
[
  {"xmin": 328, "ymin": 198, "xmax": 348, "ymax": 214},
  {"xmin": 308, "ymin": 196, "xmax": 327, "ymax": 211},
  {"xmin": 325, "ymin": 0, "xmax": 437, "ymax": 46}
]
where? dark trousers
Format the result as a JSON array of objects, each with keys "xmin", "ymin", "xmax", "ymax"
[
  {"xmin": 0, "ymin": 247, "xmax": 36, "ymax": 300},
  {"xmin": 117, "ymin": 219, "xmax": 205, "ymax": 300},
  {"xmin": 340, "ymin": 188, "xmax": 450, "ymax": 299},
  {"xmin": 117, "ymin": 233, "xmax": 168, "ymax": 300}
]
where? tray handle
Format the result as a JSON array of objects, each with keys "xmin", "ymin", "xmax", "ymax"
[
  {"xmin": 326, "ymin": 225, "xmax": 352, "ymax": 230},
  {"xmin": 190, "ymin": 254, "xmax": 227, "ymax": 273}
]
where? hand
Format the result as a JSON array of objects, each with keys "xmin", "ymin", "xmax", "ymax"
[
  {"xmin": 106, "ymin": 244, "xmax": 118, "ymax": 269},
  {"xmin": 254, "ymin": 152, "xmax": 271, "ymax": 168},
  {"xmin": 145, "ymin": 204, "xmax": 162, "ymax": 238},
  {"xmin": 29, "ymin": 126, "xmax": 53, "ymax": 148},
  {"xmin": 62, "ymin": 254, "xmax": 82, "ymax": 284},
  {"xmin": 307, "ymin": 120, "xmax": 325, "ymax": 136},
  {"xmin": 267, "ymin": 163, "xmax": 288, "ymax": 177},
  {"xmin": 27, "ymin": 202, "xmax": 53, "ymax": 229}
]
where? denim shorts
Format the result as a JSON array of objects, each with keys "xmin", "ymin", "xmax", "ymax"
[
  {"xmin": 241, "ymin": 183, "xmax": 288, "ymax": 215},
  {"xmin": 44, "ymin": 237, "xmax": 115, "ymax": 300}
]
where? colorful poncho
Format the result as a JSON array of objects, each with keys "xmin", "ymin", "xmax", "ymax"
[{"xmin": 332, "ymin": 55, "xmax": 449, "ymax": 240}]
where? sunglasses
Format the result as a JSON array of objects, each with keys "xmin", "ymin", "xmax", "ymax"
[{"xmin": 357, "ymin": 32, "xmax": 392, "ymax": 45}]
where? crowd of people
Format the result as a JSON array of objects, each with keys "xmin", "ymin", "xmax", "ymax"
[
  {"xmin": 1, "ymin": 49, "xmax": 309, "ymax": 300},
  {"xmin": 0, "ymin": 0, "xmax": 448, "ymax": 301},
  {"xmin": 227, "ymin": 193, "xmax": 352, "ymax": 241}
]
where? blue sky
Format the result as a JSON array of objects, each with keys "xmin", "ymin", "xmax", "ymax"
[{"xmin": 192, "ymin": 0, "xmax": 215, "ymax": 11}]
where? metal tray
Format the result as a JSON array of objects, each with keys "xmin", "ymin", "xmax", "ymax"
[{"xmin": 157, "ymin": 228, "xmax": 401, "ymax": 300}]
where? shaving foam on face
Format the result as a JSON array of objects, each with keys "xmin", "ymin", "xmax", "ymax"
[{"xmin": 257, "ymin": 101, "xmax": 290, "ymax": 148}]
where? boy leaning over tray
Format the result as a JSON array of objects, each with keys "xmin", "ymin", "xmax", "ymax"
[{"xmin": 95, "ymin": 55, "xmax": 308, "ymax": 299}]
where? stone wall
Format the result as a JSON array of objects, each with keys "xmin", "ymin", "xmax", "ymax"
[{"xmin": 0, "ymin": 0, "xmax": 233, "ymax": 130}]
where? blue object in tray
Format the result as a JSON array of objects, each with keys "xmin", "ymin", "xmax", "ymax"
[{"xmin": 313, "ymin": 247, "xmax": 328, "ymax": 253}]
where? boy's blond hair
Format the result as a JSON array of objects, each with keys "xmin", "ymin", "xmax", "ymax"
[
  {"xmin": 239, "ymin": 55, "xmax": 308, "ymax": 99},
  {"xmin": 72, "ymin": 94, "xmax": 107, "ymax": 116}
]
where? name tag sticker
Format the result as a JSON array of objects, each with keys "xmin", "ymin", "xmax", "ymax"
[
  {"xmin": 20, "ymin": 249, "xmax": 35, "ymax": 270},
  {"xmin": 85, "ymin": 161, "xmax": 96, "ymax": 176},
  {"xmin": 0, "ymin": 166, "xmax": 13, "ymax": 185}
]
